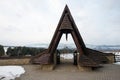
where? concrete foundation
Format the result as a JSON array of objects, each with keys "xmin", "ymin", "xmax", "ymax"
[
  {"xmin": 40, "ymin": 64, "xmax": 55, "ymax": 71},
  {"xmin": 77, "ymin": 65, "xmax": 92, "ymax": 71},
  {"xmin": 106, "ymin": 56, "xmax": 115, "ymax": 63}
]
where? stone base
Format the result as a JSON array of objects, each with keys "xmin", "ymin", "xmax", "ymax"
[
  {"xmin": 40, "ymin": 64, "xmax": 55, "ymax": 71},
  {"xmin": 77, "ymin": 65, "xmax": 92, "ymax": 71},
  {"xmin": 106, "ymin": 56, "xmax": 115, "ymax": 63}
]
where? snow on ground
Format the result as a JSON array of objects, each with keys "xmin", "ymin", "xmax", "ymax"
[
  {"xmin": 60, "ymin": 53, "xmax": 73, "ymax": 59},
  {"xmin": 0, "ymin": 66, "xmax": 25, "ymax": 80},
  {"xmin": 61, "ymin": 53, "xmax": 120, "ymax": 65},
  {"xmin": 113, "ymin": 62, "xmax": 120, "ymax": 65}
]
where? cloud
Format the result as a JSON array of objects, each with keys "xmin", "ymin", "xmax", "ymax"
[
  {"xmin": 0, "ymin": 0, "xmax": 120, "ymax": 46},
  {"xmin": 71, "ymin": 0, "xmax": 120, "ymax": 45}
]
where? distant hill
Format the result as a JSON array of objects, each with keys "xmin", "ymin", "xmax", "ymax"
[{"xmin": 25, "ymin": 43, "xmax": 120, "ymax": 51}]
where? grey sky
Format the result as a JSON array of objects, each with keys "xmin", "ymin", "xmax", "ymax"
[{"xmin": 0, "ymin": 0, "xmax": 120, "ymax": 46}]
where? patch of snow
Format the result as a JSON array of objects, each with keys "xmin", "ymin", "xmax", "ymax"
[
  {"xmin": 60, "ymin": 53, "xmax": 73, "ymax": 59},
  {"xmin": 0, "ymin": 66, "xmax": 25, "ymax": 80},
  {"xmin": 113, "ymin": 62, "xmax": 120, "ymax": 65},
  {"xmin": 3, "ymin": 47, "xmax": 9, "ymax": 53}
]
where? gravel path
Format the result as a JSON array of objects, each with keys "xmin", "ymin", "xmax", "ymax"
[{"xmin": 16, "ymin": 63, "xmax": 120, "ymax": 80}]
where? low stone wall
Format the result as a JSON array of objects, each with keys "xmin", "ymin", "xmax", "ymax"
[{"xmin": 0, "ymin": 57, "xmax": 31, "ymax": 65}]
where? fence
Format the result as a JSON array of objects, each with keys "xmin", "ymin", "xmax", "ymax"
[{"xmin": 115, "ymin": 55, "xmax": 120, "ymax": 62}]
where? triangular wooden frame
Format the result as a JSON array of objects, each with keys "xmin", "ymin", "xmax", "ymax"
[
  {"xmin": 31, "ymin": 5, "xmax": 110, "ymax": 68},
  {"xmin": 48, "ymin": 5, "xmax": 87, "ymax": 56}
]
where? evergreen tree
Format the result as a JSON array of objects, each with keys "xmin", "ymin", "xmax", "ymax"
[
  {"xmin": 6, "ymin": 47, "xmax": 12, "ymax": 56},
  {"xmin": 6, "ymin": 46, "xmax": 46, "ymax": 57},
  {"xmin": 0, "ymin": 45, "xmax": 5, "ymax": 56}
]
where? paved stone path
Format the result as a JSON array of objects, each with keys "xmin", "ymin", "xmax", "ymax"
[{"xmin": 16, "ymin": 63, "xmax": 120, "ymax": 80}]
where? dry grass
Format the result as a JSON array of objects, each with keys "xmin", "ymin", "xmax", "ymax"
[{"xmin": 0, "ymin": 58, "xmax": 30, "ymax": 65}]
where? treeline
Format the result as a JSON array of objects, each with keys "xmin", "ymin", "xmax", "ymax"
[
  {"xmin": 58, "ymin": 47, "xmax": 75, "ymax": 53},
  {"xmin": 6, "ymin": 47, "xmax": 46, "ymax": 57},
  {"xmin": 6, "ymin": 47, "xmax": 75, "ymax": 57},
  {"xmin": 59, "ymin": 48, "xmax": 75, "ymax": 53},
  {"xmin": 0, "ymin": 44, "xmax": 76, "ymax": 57},
  {"xmin": 0, "ymin": 45, "xmax": 5, "ymax": 56}
]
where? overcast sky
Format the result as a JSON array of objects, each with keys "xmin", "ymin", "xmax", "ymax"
[{"xmin": 0, "ymin": 0, "xmax": 120, "ymax": 46}]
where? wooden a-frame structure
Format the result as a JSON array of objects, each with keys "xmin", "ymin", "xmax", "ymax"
[{"xmin": 31, "ymin": 5, "xmax": 112, "ymax": 69}]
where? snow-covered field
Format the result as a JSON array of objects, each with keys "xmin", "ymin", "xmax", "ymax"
[
  {"xmin": 0, "ymin": 66, "xmax": 25, "ymax": 80},
  {"xmin": 60, "ymin": 53, "xmax": 73, "ymax": 59}
]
